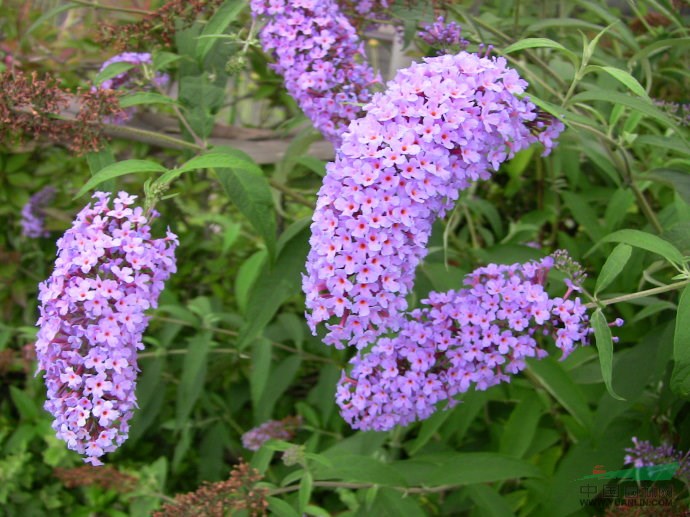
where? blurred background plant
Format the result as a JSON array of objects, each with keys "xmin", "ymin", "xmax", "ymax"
[{"xmin": 1, "ymin": 0, "xmax": 689, "ymax": 515}]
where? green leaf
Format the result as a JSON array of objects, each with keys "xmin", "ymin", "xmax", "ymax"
[
  {"xmin": 406, "ymin": 405, "xmax": 453, "ymax": 455},
  {"xmin": 9, "ymin": 387, "xmax": 38, "ymax": 421},
  {"xmin": 465, "ymin": 485, "xmax": 516, "ymax": 517},
  {"xmin": 636, "ymin": 136, "xmax": 690, "ymax": 158},
  {"xmin": 313, "ymin": 455, "xmax": 407, "ymax": 486},
  {"xmin": 671, "ymin": 286, "xmax": 690, "ymax": 397},
  {"xmin": 196, "ymin": 0, "xmax": 247, "ymax": 62},
  {"xmin": 75, "ymin": 160, "xmax": 166, "ymax": 198},
  {"xmin": 367, "ymin": 488, "xmax": 426, "ymax": 517},
  {"xmin": 175, "ymin": 331, "xmax": 213, "ymax": 429},
  {"xmin": 212, "ymin": 148, "xmax": 277, "ymax": 261},
  {"xmin": 256, "ymin": 356, "xmax": 302, "ymax": 422},
  {"xmin": 236, "ymin": 222, "xmax": 309, "ymax": 349},
  {"xmin": 119, "ymin": 92, "xmax": 176, "ymax": 108},
  {"xmin": 298, "ymin": 472, "xmax": 313, "ymax": 514},
  {"xmin": 568, "ymin": 90, "xmax": 682, "ymax": 134},
  {"xmin": 395, "ymin": 452, "xmax": 541, "ymax": 486},
  {"xmin": 94, "ymin": 61, "xmax": 135, "ymax": 87},
  {"xmin": 235, "ymin": 250, "xmax": 268, "ymax": 315},
  {"xmin": 591, "ymin": 229, "xmax": 685, "ymax": 268},
  {"xmin": 499, "ymin": 393, "xmax": 543, "ymax": 458},
  {"xmin": 583, "ymin": 65, "xmax": 648, "ymax": 97},
  {"xmin": 267, "ymin": 497, "xmax": 301, "ymax": 517},
  {"xmin": 592, "ymin": 309, "xmax": 625, "ymax": 401},
  {"xmin": 86, "ymin": 145, "xmax": 116, "ymax": 193},
  {"xmin": 527, "ymin": 357, "xmax": 593, "ymax": 430},
  {"xmin": 561, "ymin": 191, "xmax": 606, "ymax": 241},
  {"xmin": 250, "ymin": 338, "xmax": 272, "ymax": 415},
  {"xmin": 595, "ymin": 243, "xmax": 632, "ymax": 295},
  {"xmin": 502, "ymin": 38, "xmax": 578, "ymax": 64},
  {"xmin": 649, "ymin": 169, "xmax": 690, "ymax": 205},
  {"xmin": 22, "ymin": 3, "xmax": 79, "ymax": 40}
]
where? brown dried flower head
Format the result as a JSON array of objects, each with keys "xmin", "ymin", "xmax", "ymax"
[
  {"xmin": 0, "ymin": 70, "xmax": 125, "ymax": 154},
  {"xmin": 100, "ymin": 0, "xmax": 226, "ymax": 50},
  {"xmin": 54, "ymin": 465, "xmax": 138, "ymax": 493},
  {"xmin": 154, "ymin": 459, "xmax": 268, "ymax": 517}
]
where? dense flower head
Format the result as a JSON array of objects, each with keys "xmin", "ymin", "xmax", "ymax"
[
  {"xmin": 418, "ymin": 16, "xmax": 468, "ymax": 53},
  {"xmin": 35, "ymin": 191, "xmax": 178, "ymax": 465},
  {"xmin": 250, "ymin": 0, "xmax": 380, "ymax": 145},
  {"xmin": 624, "ymin": 437, "xmax": 690, "ymax": 482},
  {"xmin": 21, "ymin": 186, "xmax": 56, "ymax": 238},
  {"xmin": 335, "ymin": 257, "xmax": 590, "ymax": 431},
  {"xmin": 96, "ymin": 52, "xmax": 169, "ymax": 91},
  {"xmin": 241, "ymin": 416, "xmax": 302, "ymax": 451},
  {"xmin": 303, "ymin": 51, "xmax": 565, "ymax": 351}
]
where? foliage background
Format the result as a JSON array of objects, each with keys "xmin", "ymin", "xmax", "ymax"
[{"xmin": 1, "ymin": 0, "xmax": 689, "ymax": 515}]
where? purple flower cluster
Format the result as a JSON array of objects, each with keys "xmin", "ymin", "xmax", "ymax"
[
  {"xmin": 624, "ymin": 437, "xmax": 690, "ymax": 481},
  {"xmin": 303, "ymin": 51, "xmax": 564, "ymax": 351},
  {"xmin": 35, "ymin": 191, "xmax": 177, "ymax": 465},
  {"xmin": 97, "ymin": 52, "xmax": 169, "ymax": 91},
  {"xmin": 335, "ymin": 257, "xmax": 590, "ymax": 431},
  {"xmin": 250, "ymin": 0, "xmax": 380, "ymax": 145},
  {"xmin": 241, "ymin": 416, "xmax": 302, "ymax": 451},
  {"xmin": 418, "ymin": 16, "xmax": 468, "ymax": 53},
  {"xmin": 21, "ymin": 186, "xmax": 56, "ymax": 238},
  {"xmin": 95, "ymin": 52, "xmax": 169, "ymax": 124}
]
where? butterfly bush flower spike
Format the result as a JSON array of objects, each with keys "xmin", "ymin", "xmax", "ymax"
[
  {"xmin": 625, "ymin": 437, "xmax": 690, "ymax": 482},
  {"xmin": 241, "ymin": 416, "xmax": 302, "ymax": 451},
  {"xmin": 21, "ymin": 186, "xmax": 56, "ymax": 238},
  {"xmin": 250, "ymin": 0, "xmax": 380, "ymax": 145},
  {"xmin": 95, "ymin": 52, "xmax": 169, "ymax": 123},
  {"xmin": 336, "ymin": 257, "xmax": 591, "ymax": 431},
  {"xmin": 35, "ymin": 192, "xmax": 178, "ymax": 465},
  {"xmin": 304, "ymin": 51, "xmax": 565, "ymax": 351},
  {"xmin": 418, "ymin": 16, "xmax": 468, "ymax": 53}
]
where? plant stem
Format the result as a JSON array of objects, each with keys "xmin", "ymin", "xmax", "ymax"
[
  {"xmin": 269, "ymin": 179, "xmax": 313, "ymax": 208},
  {"xmin": 71, "ymin": 0, "xmax": 151, "ymax": 15},
  {"xmin": 267, "ymin": 480, "xmax": 460, "ymax": 497},
  {"xmin": 586, "ymin": 279, "xmax": 690, "ymax": 309},
  {"xmin": 103, "ymin": 123, "xmax": 205, "ymax": 152}
]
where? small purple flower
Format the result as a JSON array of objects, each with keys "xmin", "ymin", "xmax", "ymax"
[
  {"xmin": 94, "ymin": 52, "xmax": 170, "ymax": 124},
  {"xmin": 241, "ymin": 416, "xmax": 302, "ymax": 451},
  {"xmin": 21, "ymin": 186, "xmax": 56, "ymax": 238},
  {"xmin": 418, "ymin": 16, "xmax": 468, "ymax": 53},
  {"xmin": 35, "ymin": 191, "xmax": 177, "ymax": 465},
  {"xmin": 250, "ymin": 0, "xmax": 380, "ymax": 145}
]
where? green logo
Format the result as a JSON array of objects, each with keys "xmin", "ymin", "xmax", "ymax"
[{"xmin": 578, "ymin": 463, "xmax": 679, "ymax": 482}]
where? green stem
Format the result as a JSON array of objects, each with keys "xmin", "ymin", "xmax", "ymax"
[
  {"xmin": 586, "ymin": 280, "xmax": 690, "ymax": 309},
  {"xmin": 71, "ymin": 0, "xmax": 150, "ymax": 15},
  {"xmin": 267, "ymin": 481, "xmax": 460, "ymax": 497},
  {"xmin": 269, "ymin": 179, "xmax": 313, "ymax": 208},
  {"xmin": 103, "ymin": 123, "xmax": 205, "ymax": 152}
]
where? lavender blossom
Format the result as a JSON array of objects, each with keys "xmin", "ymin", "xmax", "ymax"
[
  {"xmin": 35, "ymin": 191, "xmax": 177, "ymax": 465},
  {"xmin": 336, "ymin": 257, "xmax": 590, "ymax": 431},
  {"xmin": 418, "ymin": 16, "xmax": 468, "ymax": 53},
  {"xmin": 250, "ymin": 0, "xmax": 380, "ymax": 145},
  {"xmin": 21, "ymin": 186, "xmax": 56, "ymax": 238},
  {"xmin": 241, "ymin": 416, "xmax": 302, "ymax": 451},
  {"xmin": 95, "ymin": 52, "xmax": 169, "ymax": 124},
  {"xmin": 303, "ymin": 51, "xmax": 565, "ymax": 351},
  {"xmin": 624, "ymin": 437, "xmax": 690, "ymax": 482},
  {"xmin": 97, "ymin": 52, "xmax": 169, "ymax": 91}
]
